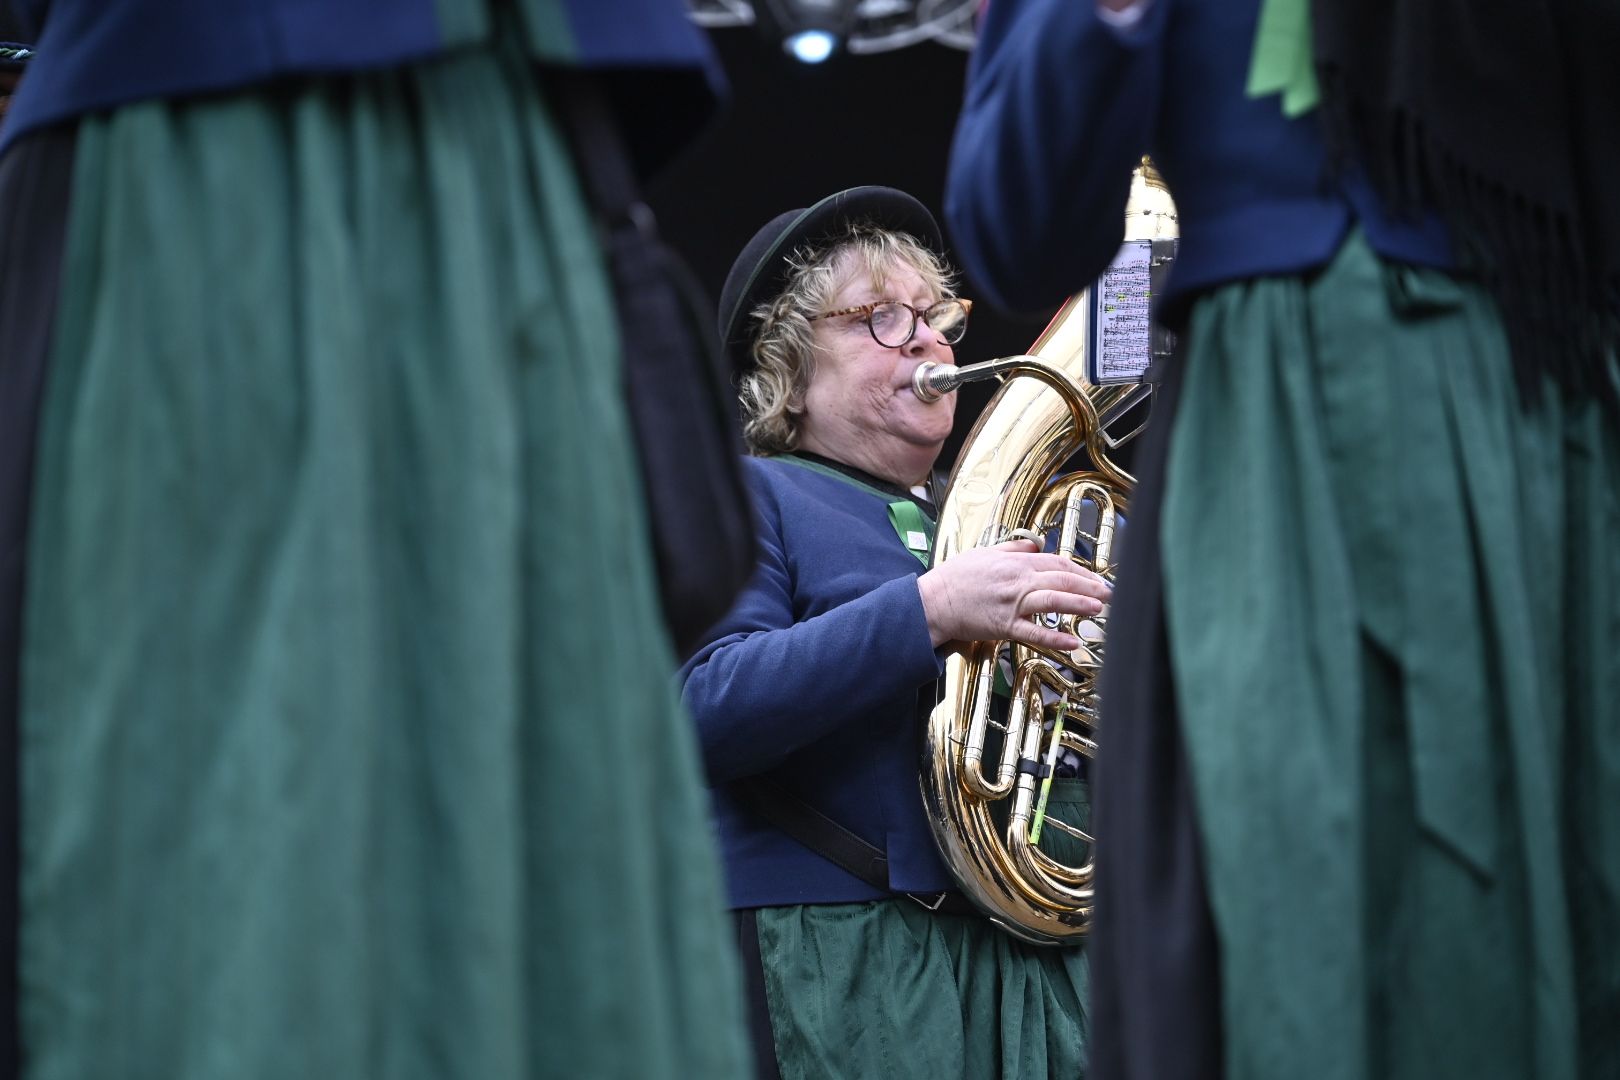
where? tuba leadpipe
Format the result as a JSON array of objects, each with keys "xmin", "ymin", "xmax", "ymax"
[{"xmin": 912, "ymin": 356, "xmax": 1150, "ymax": 493}]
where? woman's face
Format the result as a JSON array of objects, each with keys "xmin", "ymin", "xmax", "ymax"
[{"xmin": 797, "ymin": 255, "xmax": 957, "ymax": 484}]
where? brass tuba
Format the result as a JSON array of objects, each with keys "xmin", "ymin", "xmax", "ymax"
[{"xmin": 916, "ymin": 161, "xmax": 1177, "ymax": 945}]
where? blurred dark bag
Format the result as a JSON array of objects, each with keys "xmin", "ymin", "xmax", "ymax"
[{"xmin": 558, "ymin": 77, "xmax": 757, "ymax": 658}]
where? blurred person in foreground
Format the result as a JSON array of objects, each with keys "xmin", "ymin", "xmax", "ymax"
[
  {"xmin": 0, "ymin": 15, "xmax": 30, "ymax": 1078},
  {"xmin": 946, "ymin": 1, "xmax": 1620, "ymax": 1079},
  {"xmin": 682, "ymin": 186, "xmax": 1111, "ymax": 1080},
  {"xmin": 0, "ymin": 1, "xmax": 751, "ymax": 1076}
]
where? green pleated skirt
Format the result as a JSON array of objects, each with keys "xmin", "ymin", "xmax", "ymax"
[
  {"xmin": 753, "ymin": 779, "xmax": 1091, "ymax": 1080},
  {"xmin": 1160, "ymin": 232, "xmax": 1620, "ymax": 1079},
  {"xmin": 19, "ymin": 30, "xmax": 748, "ymax": 1080}
]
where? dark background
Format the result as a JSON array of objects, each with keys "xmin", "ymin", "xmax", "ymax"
[{"xmin": 646, "ymin": 25, "xmax": 1065, "ymax": 468}]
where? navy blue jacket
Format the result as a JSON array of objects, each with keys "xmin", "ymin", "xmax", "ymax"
[
  {"xmin": 680, "ymin": 456, "xmax": 957, "ymax": 909},
  {"xmin": 945, "ymin": 0, "xmax": 1453, "ymax": 314},
  {"xmin": 0, "ymin": 0, "xmax": 721, "ymax": 171}
]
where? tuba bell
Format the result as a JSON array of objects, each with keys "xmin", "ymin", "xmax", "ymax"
[{"xmin": 917, "ymin": 160, "xmax": 1178, "ymax": 945}]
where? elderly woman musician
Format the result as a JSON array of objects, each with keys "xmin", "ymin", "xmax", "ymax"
[{"xmin": 681, "ymin": 186, "xmax": 1112, "ymax": 1080}]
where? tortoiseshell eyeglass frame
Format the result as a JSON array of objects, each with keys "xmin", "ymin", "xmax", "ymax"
[{"xmin": 807, "ymin": 298, "xmax": 974, "ymax": 348}]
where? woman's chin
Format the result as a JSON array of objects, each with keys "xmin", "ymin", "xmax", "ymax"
[
  {"xmin": 915, "ymin": 410, "xmax": 956, "ymax": 445},
  {"xmin": 895, "ymin": 422, "xmax": 953, "ymax": 453}
]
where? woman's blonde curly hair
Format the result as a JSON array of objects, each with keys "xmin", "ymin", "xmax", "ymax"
[{"xmin": 738, "ymin": 223, "xmax": 956, "ymax": 454}]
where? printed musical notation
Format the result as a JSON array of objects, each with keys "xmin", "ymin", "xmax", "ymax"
[{"xmin": 1094, "ymin": 241, "xmax": 1154, "ymax": 383}]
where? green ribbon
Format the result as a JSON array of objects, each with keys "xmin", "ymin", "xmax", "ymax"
[
  {"xmin": 886, "ymin": 498, "xmax": 933, "ymax": 567},
  {"xmin": 1246, "ymin": 0, "xmax": 1319, "ymax": 118},
  {"xmin": 775, "ymin": 454, "xmax": 934, "ymax": 566}
]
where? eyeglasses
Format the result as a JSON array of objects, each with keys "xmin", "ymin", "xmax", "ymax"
[{"xmin": 808, "ymin": 298, "xmax": 973, "ymax": 348}]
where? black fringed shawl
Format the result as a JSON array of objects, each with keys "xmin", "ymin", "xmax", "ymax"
[{"xmin": 1310, "ymin": 0, "xmax": 1620, "ymax": 403}]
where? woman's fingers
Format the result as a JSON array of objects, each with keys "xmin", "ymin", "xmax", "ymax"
[
  {"xmin": 919, "ymin": 545, "xmax": 1115, "ymax": 647},
  {"xmin": 1009, "ymin": 556, "xmax": 1114, "ymax": 601},
  {"xmin": 1024, "ymin": 568, "xmax": 1111, "ymax": 602},
  {"xmin": 1005, "ymin": 618, "xmax": 1082, "ymax": 653},
  {"xmin": 1021, "ymin": 589, "xmax": 1104, "ymax": 617}
]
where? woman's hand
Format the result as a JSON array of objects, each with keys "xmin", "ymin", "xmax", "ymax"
[{"xmin": 917, "ymin": 539, "xmax": 1112, "ymax": 651}]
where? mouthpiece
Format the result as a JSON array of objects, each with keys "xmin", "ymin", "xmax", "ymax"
[
  {"xmin": 911, "ymin": 356, "xmax": 1045, "ymax": 403},
  {"xmin": 911, "ymin": 361, "xmax": 960, "ymax": 402}
]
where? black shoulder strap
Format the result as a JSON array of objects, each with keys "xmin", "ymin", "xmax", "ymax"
[
  {"xmin": 555, "ymin": 71, "xmax": 636, "ymax": 221},
  {"xmin": 552, "ymin": 73, "xmax": 757, "ymax": 658},
  {"xmin": 732, "ymin": 779, "xmax": 890, "ymax": 892}
]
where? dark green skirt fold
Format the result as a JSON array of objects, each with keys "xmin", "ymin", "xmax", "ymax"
[
  {"xmin": 754, "ymin": 781, "xmax": 1091, "ymax": 1080},
  {"xmin": 1160, "ymin": 232, "xmax": 1620, "ymax": 1079},
  {"xmin": 20, "ymin": 35, "xmax": 748, "ymax": 1080}
]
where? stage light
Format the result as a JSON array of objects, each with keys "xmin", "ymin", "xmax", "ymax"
[
  {"xmin": 688, "ymin": 1, "xmax": 980, "ymax": 57},
  {"xmin": 753, "ymin": 0, "xmax": 859, "ymax": 62},
  {"xmin": 785, "ymin": 28, "xmax": 837, "ymax": 62}
]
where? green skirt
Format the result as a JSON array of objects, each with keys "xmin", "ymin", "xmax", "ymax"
[
  {"xmin": 754, "ymin": 779, "xmax": 1091, "ymax": 1080},
  {"xmin": 20, "ymin": 31, "xmax": 748, "ymax": 1080},
  {"xmin": 1161, "ymin": 232, "xmax": 1620, "ymax": 1079}
]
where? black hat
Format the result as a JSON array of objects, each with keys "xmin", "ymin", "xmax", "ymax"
[{"xmin": 717, "ymin": 186, "xmax": 942, "ymax": 374}]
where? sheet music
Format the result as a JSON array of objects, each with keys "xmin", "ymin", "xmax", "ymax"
[{"xmin": 1093, "ymin": 240, "xmax": 1154, "ymax": 384}]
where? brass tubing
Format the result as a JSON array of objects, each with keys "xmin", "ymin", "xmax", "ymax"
[{"xmin": 958, "ymin": 644, "xmax": 1009, "ymax": 798}]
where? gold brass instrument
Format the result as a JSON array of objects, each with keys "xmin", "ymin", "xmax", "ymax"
[{"xmin": 916, "ymin": 161, "xmax": 1177, "ymax": 945}]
